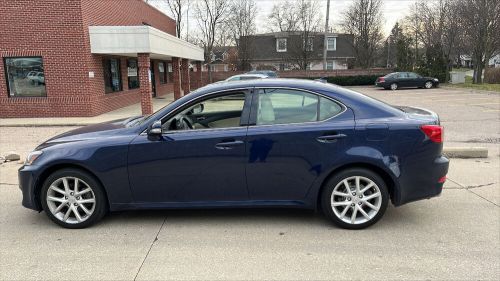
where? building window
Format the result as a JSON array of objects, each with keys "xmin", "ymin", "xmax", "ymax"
[
  {"xmin": 103, "ymin": 58, "xmax": 122, "ymax": 93},
  {"xmin": 167, "ymin": 62, "xmax": 173, "ymax": 82},
  {"xmin": 158, "ymin": 62, "xmax": 166, "ymax": 84},
  {"xmin": 305, "ymin": 37, "xmax": 314, "ymax": 51},
  {"xmin": 276, "ymin": 38, "xmax": 287, "ymax": 52},
  {"xmin": 127, "ymin": 59, "xmax": 139, "ymax": 89},
  {"xmin": 4, "ymin": 57, "xmax": 46, "ymax": 97},
  {"xmin": 326, "ymin": 61, "xmax": 334, "ymax": 70},
  {"xmin": 327, "ymin": 37, "xmax": 336, "ymax": 51}
]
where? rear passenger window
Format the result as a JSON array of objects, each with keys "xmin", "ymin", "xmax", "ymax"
[
  {"xmin": 319, "ymin": 97, "xmax": 343, "ymax": 120},
  {"xmin": 256, "ymin": 89, "xmax": 343, "ymax": 125}
]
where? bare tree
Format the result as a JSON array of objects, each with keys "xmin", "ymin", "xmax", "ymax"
[
  {"xmin": 226, "ymin": 0, "xmax": 258, "ymax": 70},
  {"xmin": 268, "ymin": 0, "xmax": 299, "ymax": 32},
  {"xmin": 456, "ymin": 0, "xmax": 500, "ymax": 83},
  {"xmin": 195, "ymin": 0, "xmax": 229, "ymax": 81},
  {"xmin": 267, "ymin": 0, "xmax": 322, "ymax": 70},
  {"xmin": 164, "ymin": 0, "xmax": 190, "ymax": 39},
  {"xmin": 341, "ymin": 0, "xmax": 384, "ymax": 68}
]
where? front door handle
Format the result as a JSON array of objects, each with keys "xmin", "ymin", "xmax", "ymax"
[
  {"xmin": 316, "ymin": 134, "xmax": 346, "ymax": 143},
  {"xmin": 215, "ymin": 140, "xmax": 244, "ymax": 150}
]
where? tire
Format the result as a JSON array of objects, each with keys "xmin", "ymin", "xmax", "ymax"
[
  {"xmin": 424, "ymin": 81, "xmax": 433, "ymax": 89},
  {"xmin": 390, "ymin": 83, "xmax": 398, "ymax": 90},
  {"xmin": 321, "ymin": 168, "xmax": 389, "ymax": 229},
  {"xmin": 40, "ymin": 168, "xmax": 107, "ymax": 229}
]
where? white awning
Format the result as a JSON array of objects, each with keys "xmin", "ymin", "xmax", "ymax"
[{"xmin": 89, "ymin": 26, "xmax": 204, "ymax": 61}]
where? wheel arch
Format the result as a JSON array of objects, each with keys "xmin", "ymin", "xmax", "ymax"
[
  {"xmin": 316, "ymin": 162, "xmax": 399, "ymax": 210},
  {"xmin": 34, "ymin": 163, "xmax": 110, "ymax": 211}
]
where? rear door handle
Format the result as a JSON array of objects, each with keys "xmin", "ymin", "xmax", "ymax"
[
  {"xmin": 316, "ymin": 134, "xmax": 346, "ymax": 143},
  {"xmin": 215, "ymin": 140, "xmax": 244, "ymax": 150}
]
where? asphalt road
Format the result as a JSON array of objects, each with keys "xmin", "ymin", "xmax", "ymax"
[{"xmin": 0, "ymin": 86, "xmax": 498, "ymax": 280}]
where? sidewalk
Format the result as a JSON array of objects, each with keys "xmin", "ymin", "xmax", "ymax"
[{"xmin": 0, "ymin": 94, "xmax": 174, "ymax": 127}]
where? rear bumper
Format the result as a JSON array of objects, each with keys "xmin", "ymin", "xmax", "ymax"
[
  {"xmin": 18, "ymin": 165, "xmax": 42, "ymax": 211},
  {"xmin": 395, "ymin": 155, "xmax": 449, "ymax": 206}
]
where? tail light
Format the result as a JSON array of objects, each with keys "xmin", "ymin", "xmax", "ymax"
[
  {"xmin": 438, "ymin": 176, "xmax": 446, "ymax": 183},
  {"xmin": 420, "ymin": 125, "xmax": 443, "ymax": 143},
  {"xmin": 377, "ymin": 77, "xmax": 385, "ymax": 82}
]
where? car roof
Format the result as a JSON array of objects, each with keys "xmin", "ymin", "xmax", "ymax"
[{"xmin": 230, "ymin": 74, "xmax": 268, "ymax": 78}]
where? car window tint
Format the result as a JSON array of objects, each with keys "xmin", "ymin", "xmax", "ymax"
[
  {"xmin": 407, "ymin": 73, "xmax": 418, "ymax": 78},
  {"xmin": 164, "ymin": 92, "xmax": 246, "ymax": 132},
  {"xmin": 256, "ymin": 89, "xmax": 318, "ymax": 125},
  {"xmin": 397, "ymin": 73, "xmax": 407, "ymax": 78},
  {"xmin": 319, "ymin": 97, "xmax": 343, "ymax": 120}
]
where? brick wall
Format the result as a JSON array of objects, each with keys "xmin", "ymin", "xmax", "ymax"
[{"xmin": 0, "ymin": 0, "xmax": 177, "ymax": 118}]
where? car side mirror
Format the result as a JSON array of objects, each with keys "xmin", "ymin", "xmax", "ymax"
[
  {"xmin": 192, "ymin": 103, "xmax": 204, "ymax": 114},
  {"xmin": 148, "ymin": 120, "xmax": 162, "ymax": 136}
]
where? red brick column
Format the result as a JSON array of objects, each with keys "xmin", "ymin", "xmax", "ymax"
[
  {"xmin": 181, "ymin": 58, "xmax": 190, "ymax": 94},
  {"xmin": 196, "ymin": 61, "xmax": 203, "ymax": 89},
  {"xmin": 172, "ymin": 57, "xmax": 182, "ymax": 100},
  {"xmin": 137, "ymin": 53, "xmax": 153, "ymax": 115}
]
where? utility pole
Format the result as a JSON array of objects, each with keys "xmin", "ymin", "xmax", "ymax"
[{"xmin": 322, "ymin": 0, "xmax": 331, "ymax": 70}]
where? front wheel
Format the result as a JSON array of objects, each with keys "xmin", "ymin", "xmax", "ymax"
[
  {"xmin": 41, "ymin": 169, "xmax": 107, "ymax": 229},
  {"xmin": 321, "ymin": 168, "xmax": 389, "ymax": 229},
  {"xmin": 424, "ymin": 81, "xmax": 434, "ymax": 89}
]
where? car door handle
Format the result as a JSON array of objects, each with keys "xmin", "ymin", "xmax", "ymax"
[
  {"xmin": 316, "ymin": 134, "xmax": 346, "ymax": 143},
  {"xmin": 215, "ymin": 140, "xmax": 244, "ymax": 150}
]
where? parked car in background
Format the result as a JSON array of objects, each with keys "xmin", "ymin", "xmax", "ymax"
[
  {"xmin": 224, "ymin": 73, "xmax": 268, "ymax": 82},
  {"xmin": 19, "ymin": 79, "xmax": 448, "ymax": 229},
  {"xmin": 26, "ymin": 71, "xmax": 45, "ymax": 85},
  {"xmin": 376, "ymin": 72, "xmax": 439, "ymax": 90},
  {"xmin": 246, "ymin": 70, "xmax": 278, "ymax": 78}
]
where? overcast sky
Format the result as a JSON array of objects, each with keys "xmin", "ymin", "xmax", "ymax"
[{"xmin": 149, "ymin": 0, "xmax": 417, "ymax": 37}]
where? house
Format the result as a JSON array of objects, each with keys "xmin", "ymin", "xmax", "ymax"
[
  {"xmin": 0, "ymin": 0, "xmax": 203, "ymax": 118},
  {"xmin": 239, "ymin": 32, "xmax": 355, "ymax": 71},
  {"xmin": 205, "ymin": 46, "xmax": 238, "ymax": 72}
]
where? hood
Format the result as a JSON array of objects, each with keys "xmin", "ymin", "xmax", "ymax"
[{"xmin": 37, "ymin": 116, "xmax": 141, "ymax": 149}]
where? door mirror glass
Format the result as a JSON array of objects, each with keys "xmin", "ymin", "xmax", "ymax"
[
  {"xmin": 148, "ymin": 120, "xmax": 162, "ymax": 135},
  {"xmin": 190, "ymin": 103, "xmax": 204, "ymax": 114}
]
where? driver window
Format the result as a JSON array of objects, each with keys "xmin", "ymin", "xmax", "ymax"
[{"xmin": 163, "ymin": 92, "xmax": 246, "ymax": 132}]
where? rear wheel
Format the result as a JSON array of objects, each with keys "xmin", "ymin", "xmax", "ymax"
[
  {"xmin": 41, "ymin": 168, "xmax": 107, "ymax": 229},
  {"xmin": 321, "ymin": 168, "xmax": 389, "ymax": 229},
  {"xmin": 390, "ymin": 83, "xmax": 398, "ymax": 90},
  {"xmin": 424, "ymin": 81, "xmax": 433, "ymax": 89}
]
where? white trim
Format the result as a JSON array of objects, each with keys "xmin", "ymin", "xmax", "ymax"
[
  {"xmin": 276, "ymin": 38, "xmax": 287, "ymax": 52},
  {"xmin": 326, "ymin": 36, "xmax": 337, "ymax": 51},
  {"xmin": 89, "ymin": 25, "xmax": 204, "ymax": 61}
]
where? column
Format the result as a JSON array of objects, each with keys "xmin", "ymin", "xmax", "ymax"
[
  {"xmin": 196, "ymin": 61, "xmax": 203, "ymax": 89},
  {"xmin": 172, "ymin": 57, "xmax": 182, "ymax": 100},
  {"xmin": 137, "ymin": 53, "xmax": 153, "ymax": 115},
  {"xmin": 181, "ymin": 58, "xmax": 190, "ymax": 94}
]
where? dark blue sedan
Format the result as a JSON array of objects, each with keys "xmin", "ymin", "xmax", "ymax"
[{"xmin": 19, "ymin": 79, "xmax": 449, "ymax": 229}]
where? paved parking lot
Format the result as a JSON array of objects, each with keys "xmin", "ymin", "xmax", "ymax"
[{"xmin": 0, "ymin": 86, "xmax": 499, "ymax": 280}]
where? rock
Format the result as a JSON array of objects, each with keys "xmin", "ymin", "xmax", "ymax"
[{"xmin": 4, "ymin": 152, "xmax": 21, "ymax": 161}]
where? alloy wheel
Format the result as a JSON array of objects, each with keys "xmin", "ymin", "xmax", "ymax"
[
  {"xmin": 425, "ymin": 81, "xmax": 433, "ymax": 89},
  {"xmin": 46, "ymin": 177, "xmax": 96, "ymax": 224},
  {"xmin": 390, "ymin": 83, "xmax": 398, "ymax": 90},
  {"xmin": 330, "ymin": 176, "xmax": 382, "ymax": 225}
]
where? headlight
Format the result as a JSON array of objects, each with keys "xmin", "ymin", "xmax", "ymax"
[
  {"xmin": 433, "ymin": 78, "xmax": 439, "ymax": 82},
  {"xmin": 25, "ymin": 151, "xmax": 43, "ymax": 165}
]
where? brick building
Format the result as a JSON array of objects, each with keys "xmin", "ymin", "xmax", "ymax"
[{"xmin": 0, "ymin": 0, "xmax": 204, "ymax": 118}]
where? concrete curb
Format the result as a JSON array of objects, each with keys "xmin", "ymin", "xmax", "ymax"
[{"xmin": 443, "ymin": 147, "xmax": 488, "ymax": 158}]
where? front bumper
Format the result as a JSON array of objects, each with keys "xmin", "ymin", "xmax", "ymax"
[{"xmin": 19, "ymin": 165, "xmax": 43, "ymax": 211}]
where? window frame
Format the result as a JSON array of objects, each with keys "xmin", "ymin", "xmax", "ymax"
[
  {"xmin": 326, "ymin": 36, "xmax": 337, "ymax": 51},
  {"xmin": 4, "ymin": 56, "xmax": 47, "ymax": 98},
  {"xmin": 152, "ymin": 88, "xmax": 253, "ymax": 135},
  {"xmin": 127, "ymin": 58, "xmax": 140, "ymax": 89},
  {"xmin": 248, "ymin": 87, "xmax": 347, "ymax": 127},
  {"xmin": 103, "ymin": 57, "xmax": 123, "ymax": 93},
  {"xmin": 276, "ymin": 38, "xmax": 287, "ymax": 52},
  {"xmin": 158, "ymin": 61, "xmax": 166, "ymax": 84}
]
